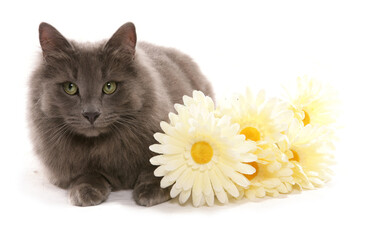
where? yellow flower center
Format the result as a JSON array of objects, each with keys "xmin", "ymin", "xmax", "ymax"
[
  {"xmin": 302, "ymin": 110, "xmax": 310, "ymax": 126},
  {"xmin": 191, "ymin": 141, "xmax": 214, "ymax": 164},
  {"xmin": 240, "ymin": 127, "xmax": 261, "ymax": 141},
  {"xmin": 244, "ymin": 162, "xmax": 259, "ymax": 181},
  {"xmin": 290, "ymin": 149, "xmax": 300, "ymax": 162}
]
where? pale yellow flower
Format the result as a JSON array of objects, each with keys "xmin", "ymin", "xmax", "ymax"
[
  {"xmin": 150, "ymin": 91, "xmax": 257, "ymax": 207},
  {"xmin": 283, "ymin": 76, "xmax": 339, "ymax": 127},
  {"xmin": 217, "ymin": 88, "xmax": 293, "ymax": 144},
  {"xmin": 278, "ymin": 119, "xmax": 334, "ymax": 189},
  {"xmin": 238, "ymin": 144, "xmax": 294, "ymax": 199}
]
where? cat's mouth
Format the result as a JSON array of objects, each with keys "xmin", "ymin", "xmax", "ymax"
[
  {"xmin": 73, "ymin": 124, "xmax": 111, "ymax": 138},
  {"xmin": 65, "ymin": 116, "xmax": 117, "ymax": 138}
]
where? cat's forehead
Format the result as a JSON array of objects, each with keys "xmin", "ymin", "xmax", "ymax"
[{"xmin": 71, "ymin": 41, "xmax": 105, "ymax": 81}]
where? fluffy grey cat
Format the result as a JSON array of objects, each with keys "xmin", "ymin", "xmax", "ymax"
[{"xmin": 28, "ymin": 22, "xmax": 213, "ymax": 207}]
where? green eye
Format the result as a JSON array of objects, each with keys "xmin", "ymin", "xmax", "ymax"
[
  {"xmin": 103, "ymin": 81, "xmax": 117, "ymax": 95},
  {"xmin": 63, "ymin": 82, "xmax": 78, "ymax": 95}
]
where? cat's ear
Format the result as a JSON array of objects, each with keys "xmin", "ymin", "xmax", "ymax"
[
  {"xmin": 39, "ymin": 22, "xmax": 72, "ymax": 57},
  {"xmin": 105, "ymin": 22, "xmax": 137, "ymax": 56}
]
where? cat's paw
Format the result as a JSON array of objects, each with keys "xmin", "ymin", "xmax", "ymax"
[
  {"xmin": 69, "ymin": 183, "xmax": 109, "ymax": 207},
  {"xmin": 133, "ymin": 182, "xmax": 171, "ymax": 207}
]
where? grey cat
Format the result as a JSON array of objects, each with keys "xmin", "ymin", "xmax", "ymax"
[{"xmin": 28, "ymin": 22, "xmax": 214, "ymax": 207}]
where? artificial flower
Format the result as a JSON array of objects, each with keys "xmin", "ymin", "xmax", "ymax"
[
  {"xmin": 278, "ymin": 119, "xmax": 334, "ymax": 189},
  {"xmin": 150, "ymin": 91, "xmax": 258, "ymax": 207},
  {"xmin": 283, "ymin": 76, "xmax": 339, "ymax": 127},
  {"xmin": 217, "ymin": 88, "xmax": 293, "ymax": 144},
  {"xmin": 238, "ymin": 144, "xmax": 294, "ymax": 199}
]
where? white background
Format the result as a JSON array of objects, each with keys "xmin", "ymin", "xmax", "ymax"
[{"xmin": 1, "ymin": 0, "xmax": 366, "ymax": 239}]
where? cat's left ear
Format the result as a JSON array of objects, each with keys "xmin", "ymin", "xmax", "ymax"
[
  {"xmin": 105, "ymin": 22, "xmax": 137, "ymax": 56},
  {"xmin": 39, "ymin": 22, "xmax": 73, "ymax": 57}
]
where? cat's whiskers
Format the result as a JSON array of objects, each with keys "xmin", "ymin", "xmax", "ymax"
[{"xmin": 47, "ymin": 123, "xmax": 70, "ymax": 145}]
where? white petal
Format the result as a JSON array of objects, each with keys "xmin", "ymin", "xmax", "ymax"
[
  {"xmin": 153, "ymin": 165, "xmax": 169, "ymax": 177},
  {"xmin": 149, "ymin": 155, "xmax": 167, "ymax": 165},
  {"xmin": 214, "ymin": 167, "xmax": 239, "ymax": 197},
  {"xmin": 160, "ymin": 121, "xmax": 176, "ymax": 136},
  {"xmin": 209, "ymin": 169, "xmax": 224, "ymax": 193},
  {"xmin": 170, "ymin": 184, "xmax": 182, "ymax": 198},
  {"xmin": 256, "ymin": 89, "xmax": 266, "ymax": 106},
  {"xmin": 164, "ymin": 158, "xmax": 185, "ymax": 171},
  {"xmin": 153, "ymin": 133, "xmax": 186, "ymax": 148},
  {"xmin": 192, "ymin": 172, "xmax": 203, "ymax": 197},
  {"xmin": 215, "ymin": 190, "xmax": 228, "ymax": 204},
  {"xmin": 168, "ymin": 112, "xmax": 179, "ymax": 125},
  {"xmin": 149, "ymin": 144, "xmax": 183, "ymax": 155},
  {"xmin": 309, "ymin": 177, "xmax": 324, "ymax": 186},
  {"xmin": 160, "ymin": 165, "xmax": 186, "ymax": 188},
  {"xmin": 277, "ymin": 183, "xmax": 288, "ymax": 193},
  {"xmin": 240, "ymin": 153, "xmax": 258, "ymax": 163},
  {"xmin": 229, "ymin": 171, "xmax": 250, "ymax": 188},
  {"xmin": 192, "ymin": 192, "xmax": 203, "ymax": 207},
  {"xmin": 179, "ymin": 190, "xmax": 191, "ymax": 204},
  {"xmin": 245, "ymin": 189, "xmax": 256, "ymax": 200},
  {"xmin": 183, "ymin": 170, "xmax": 196, "ymax": 191},
  {"xmin": 183, "ymin": 95, "xmax": 193, "ymax": 106},
  {"xmin": 262, "ymin": 178, "xmax": 281, "ymax": 188},
  {"xmin": 255, "ymin": 187, "xmax": 266, "ymax": 198},
  {"xmin": 235, "ymin": 162, "xmax": 256, "ymax": 175},
  {"xmin": 202, "ymin": 171, "xmax": 213, "ymax": 196},
  {"xmin": 193, "ymin": 90, "xmax": 205, "ymax": 101},
  {"xmin": 174, "ymin": 168, "xmax": 192, "ymax": 189},
  {"xmin": 205, "ymin": 190, "xmax": 215, "ymax": 206},
  {"xmin": 277, "ymin": 168, "xmax": 293, "ymax": 177}
]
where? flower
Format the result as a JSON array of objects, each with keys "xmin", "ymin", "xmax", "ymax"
[
  {"xmin": 283, "ymin": 76, "xmax": 339, "ymax": 127},
  {"xmin": 216, "ymin": 89, "xmax": 295, "ymax": 200},
  {"xmin": 167, "ymin": 90, "xmax": 215, "ymax": 127},
  {"xmin": 238, "ymin": 144, "xmax": 294, "ymax": 199},
  {"xmin": 278, "ymin": 119, "xmax": 335, "ymax": 189},
  {"xmin": 217, "ymin": 88, "xmax": 293, "ymax": 144},
  {"xmin": 150, "ymin": 91, "xmax": 258, "ymax": 207}
]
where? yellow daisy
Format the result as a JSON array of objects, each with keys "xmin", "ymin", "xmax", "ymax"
[
  {"xmin": 238, "ymin": 144, "xmax": 294, "ymax": 200},
  {"xmin": 217, "ymin": 88, "xmax": 294, "ymax": 144},
  {"xmin": 217, "ymin": 89, "xmax": 294, "ymax": 200},
  {"xmin": 150, "ymin": 91, "xmax": 258, "ymax": 207},
  {"xmin": 278, "ymin": 119, "xmax": 334, "ymax": 189},
  {"xmin": 283, "ymin": 76, "xmax": 339, "ymax": 127}
]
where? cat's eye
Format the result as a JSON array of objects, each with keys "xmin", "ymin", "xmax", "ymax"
[
  {"xmin": 103, "ymin": 81, "xmax": 117, "ymax": 95},
  {"xmin": 63, "ymin": 82, "xmax": 78, "ymax": 95}
]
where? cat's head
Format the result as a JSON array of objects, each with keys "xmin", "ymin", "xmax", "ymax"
[{"xmin": 35, "ymin": 22, "xmax": 145, "ymax": 137}]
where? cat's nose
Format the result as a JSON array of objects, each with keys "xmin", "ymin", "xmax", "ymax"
[{"xmin": 82, "ymin": 111, "xmax": 101, "ymax": 124}]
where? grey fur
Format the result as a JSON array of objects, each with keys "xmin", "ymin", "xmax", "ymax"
[{"xmin": 28, "ymin": 22, "xmax": 214, "ymax": 206}]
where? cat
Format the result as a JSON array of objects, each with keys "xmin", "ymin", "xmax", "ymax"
[{"xmin": 28, "ymin": 22, "xmax": 214, "ymax": 207}]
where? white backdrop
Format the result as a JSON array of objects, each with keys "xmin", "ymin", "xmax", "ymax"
[{"xmin": 1, "ymin": 0, "xmax": 366, "ymax": 239}]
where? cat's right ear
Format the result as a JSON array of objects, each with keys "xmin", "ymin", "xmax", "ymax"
[
  {"xmin": 39, "ymin": 22, "xmax": 72, "ymax": 57},
  {"xmin": 104, "ymin": 22, "xmax": 137, "ymax": 57}
]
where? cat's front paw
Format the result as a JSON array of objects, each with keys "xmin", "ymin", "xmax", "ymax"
[
  {"xmin": 69, "ymin": 183, "xmax": 109, "ymax": 207},
  {"xmin": 133, "ymin": 182, "xmax": 171, "ymax": 207}
]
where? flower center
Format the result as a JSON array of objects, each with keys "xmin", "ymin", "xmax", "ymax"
[
  {"xmin": 191, "ymin": 141, "xmax": 214, "ymax": 164},
  {"xmin": 290, "ymin": 149, "xmax": 300, "ymax": 162},
  {"xmin": 302, "ymin": 110, "xmax": 310, "ymax": 126},
  {"xmin": 244, "ymin": 162, "xmax": 259, "ymax": 181},
  {"xmin": 240, "ymin": 127, "xmax": 261, "ymax": 141}
]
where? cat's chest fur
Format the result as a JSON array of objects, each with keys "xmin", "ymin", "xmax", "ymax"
[{"xmin": 39, "ymin": 117, "xmax": 157, "ymax": 190}]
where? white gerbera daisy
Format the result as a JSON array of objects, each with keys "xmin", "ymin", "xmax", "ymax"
[
  {"xmin": 278, "ymin": 119, "xmax": 334, "ymax": 189},
  {"xmin": 150, "ymin": 91, "xmax": 258, "ymax": 207},
  {"xmin": 217, "ymin": 88, "xmax": 293, "ymax": 144},
  {"xmin": 238, "ymin": 144, "xmax": 294, "ymax": 200},
  {"xmin": 168, "ymin": 90, "xmax": 215, "ymax": 127},
  {"xmin": 283, "ymin": 76, "xmax": 339, "ymax": 127}
]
